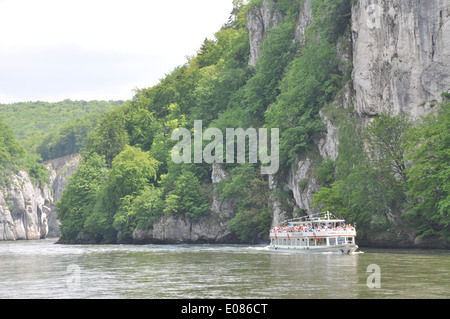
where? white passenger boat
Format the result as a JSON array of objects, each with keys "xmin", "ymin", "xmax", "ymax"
[{"xmin": 269, "ymin": 212, "xmax": 358, "ymax": 254}]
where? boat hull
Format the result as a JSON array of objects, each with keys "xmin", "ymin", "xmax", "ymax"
[{"xmin": 269, "ymin": 244, "xmax": 358, "ymax": 254}]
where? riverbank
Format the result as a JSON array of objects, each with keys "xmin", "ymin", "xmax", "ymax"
[{"xmin": 358, "ymin": 234, "xmax": 450, "ymax": 250}]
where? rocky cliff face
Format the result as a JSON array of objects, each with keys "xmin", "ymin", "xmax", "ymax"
[
  {"xmin": 0, "ymin": 171, "xmax": 53, "ymax": 241},
  {"xmin": 45, "ymin": 153, "xmax": 81, "ymax": 237},
  {"xmin": 247, "ymin": 0, "xmax": 341, "ymax": 223},
  {"xmin": 248, "ymin": 0, "xmax": 313, "ymax": 66},
  {"xmin": 352, "ymin": 0, "xmax": 450, "ymax": 117},
  {"xmin": 249, "ymin": 0, "xmax": 450, "ymax": 233},
  {"xmin": 247, "ymin": 0, "xmax": 284, "ymax": 66},
  {"xmin": 0, "ymin": 153, "xmax": 80, "ymax": 241}
]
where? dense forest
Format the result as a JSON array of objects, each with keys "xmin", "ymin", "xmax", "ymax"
[
  {"xmin": 2, "ymin": 0, "xmax": 448, "ymax": 245},
  {"xmin": 0, "ymin": 99, "xmax": 120, "ymax": 187},
  {"xmin": 0, "ymin": 118, "xmax": 49, "ymax": 187},
  {"xmin": 0, "ymin": 99, "xmax": 123, "ymax": 154}
]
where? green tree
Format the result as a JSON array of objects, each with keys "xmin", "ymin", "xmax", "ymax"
[
  {"xmin": 164, "ymin": 169, "xmax": 209, "ymax": 221},
  {"xmin": 132, "ymin": 186, "xmax": 164, "ymax": 230},
  {"xmin": 316, "ymin": 157, "xmax": 336, "ymax": 187},
  {"xmin": 313, "ymin": 112, "xmax": 408, "ymax": 237},
  {"xmin": 0, "ymin": 118, "xmax": 25, "ymax": 168},
  {"xmin": 227, "ymin": 176, "xmax": 271, "ymax": 243},
  {"xmin": 219, "ymin": 164, "xmax": 270, "ymax": 243},
  {"xmin": 84, "ymin": 146, "xmax": 159, "ymax": 243},
  {"xmin": 107, "ymin": 145, "xmax": 160, "ymax": 200},
  {"xmin": 85, "ymin": 108, "xmax": 129, "ymax": 167},
  {"xmin": 265, "ymin": 38, "xmax": 341, "ymax": 168},
  {"xmin": 0, "ymin": 100, "xmax": 120, "ymax": 153},
  {"xmin": 57, "ymin": 153, "xmax": 108, "ymax": 242},
  {"xmin": 243, "ymin": 12, "xmax": 298, "ymax": 126},
  {"xmin": 0, "ymin": 118, "xmax": 48, "ymax": 186},
  {"xmin": 123, "ymin": 103, "xmax": 158, "ymax": 152},
  {"xmin": 37, "ymin": 113, "xmax": 102, "ymax": 161},
  {"xmin": 365, "ymin": 113, "xmax": 411, "ymax": 181},
  {"xmin": 405, "ymin": 103, "xmax": 450, "ymax": 238}
]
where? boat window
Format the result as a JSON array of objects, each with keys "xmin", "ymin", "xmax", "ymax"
[
  {"xmin": 329, "ymin": 238, "xmax": 336, "ymax": 245},
  {"xmin": 337, "ymin": 237, "xmax": 345, "ymax": 245},
  {"xmin": 317, "ymin": 238, "xmax": 326, "ymax": 246}
]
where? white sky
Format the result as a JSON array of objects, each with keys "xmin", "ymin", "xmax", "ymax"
[{"xmin": 0, "ymin": 0, "xmax": 234, "ymax": 103}]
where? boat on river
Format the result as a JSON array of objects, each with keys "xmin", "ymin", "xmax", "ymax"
[{"xmin": 269, "ymin": 212, "xmax": 358, "ymax": 254}]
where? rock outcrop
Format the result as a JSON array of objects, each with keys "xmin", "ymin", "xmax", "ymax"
[
  {"xmin": 133, "ymin": 163, "xmax": 237, "ymax": 244},
  {"xmin": 247, "ymin": 0, "xmax": 314, "ymax": 66},
  {"xmin": 0, "ymin": 153, "xmax": 80, "ymax": 241},
  {"xmin": 0, "ymin": 171, "xmax": 53, "ymax": 241},
  {"xmin": 352, "ymin": 0, "xmax": 450, "ymax": 117},
  {"xmin": 45, "ymin": 153, "xmax": 81, "ymax": 237},
  {"xmin": 247, "ymin": 0, "xmax": 284, "ymax": 66}
]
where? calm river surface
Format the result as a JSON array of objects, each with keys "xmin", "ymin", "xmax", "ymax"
[{"xmin": 0, "ymin": 238, "xmax": 449, "ymax": 299}]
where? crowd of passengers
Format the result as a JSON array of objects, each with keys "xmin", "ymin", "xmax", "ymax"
[{"xmin": 270, "ymin": 223, "xmax": 355, "ymax": 234}]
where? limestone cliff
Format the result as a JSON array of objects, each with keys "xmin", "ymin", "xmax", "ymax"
[
  {"xmin": 0, "ymin": 153, "xmax": 80, "ymax": 241},
  {"xmin": 0, "ymin": 171, "xmax": 53, "ymax": 241},
  {"xmin": 247, "ymin": 0, "xmax": 284, "ymax": 66},
  {"xmin": 352, "ymin": 0, "xmax": 450, "ymax": 117},
  {"xmin": 44, "ymin": 153, "xmax": 81, "ymax": 237},
  {"xmin": 248, "ymin": 0, "xmax": 450, "ymax": 248}
]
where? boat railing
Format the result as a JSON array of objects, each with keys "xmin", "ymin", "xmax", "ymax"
[
  {"xmin": 270, "ymin": 228, "xmax": 356, "ymax": 237},
  {"xmin": 281, "ymin": 212, "xmax": 346, "ymax": 224}
]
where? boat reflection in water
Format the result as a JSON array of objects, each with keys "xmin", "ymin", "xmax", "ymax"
[{"xmin": 269, "ymin": 212, "xmax": 358, "ymax": 254}]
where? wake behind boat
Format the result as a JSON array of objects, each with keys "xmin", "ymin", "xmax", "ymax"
[{"xmin": 269, "ymin": 212, "xmax": 358, "ymax": 254}]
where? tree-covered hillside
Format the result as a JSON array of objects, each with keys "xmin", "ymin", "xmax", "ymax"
[
  {"xmin": 56, "ymin": 0, "xmax": 449, "ymax": 245},
  {"xmin": 0, "ymin": 99, "xmax": 124, "ymax": 153},
  {"xmin": 0, "ymin": 118, "xmax": 49, "ymax": 186}
]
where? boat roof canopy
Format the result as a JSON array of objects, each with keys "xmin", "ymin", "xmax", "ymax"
[{"xmin": 284, "ymin": 212, "xmax": 346, "ymax": 225}]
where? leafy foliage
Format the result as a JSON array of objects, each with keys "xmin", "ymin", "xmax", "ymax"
[
  {"xmin": 0, "ymin": 118, "xmax": 25, "ymax": 169},
  {"xmin": 314, "ymin": 104, "xmax": 450, "ymax": 240},
  {"xmin": 365, "ymin": 113, "xmax": 411, "ymax": 181},
  {"xmin": 36, "ymin": 113, "xmax": 103, "ymax": 161},
  {"xmin": 57, "ymin": 153, "xmax": 108, "ymax": 242},
  {"xmin": 84, "ymin": 108, "xmax": 130, "ymax": 168},
  {"xmin": 265, "ymin": 0, "xmax": 350, "ymax": 168},
  {"xmin": 316, "ymin": 158, "xmax": 336, "ymax": 187},
  {"xmin": 313, "ymin": 112, "xmax": 409, "ymax": 237},
  {"xmin": 220, "ymin": 164, "xmax": 271, "ymax": 242},
  {"xmin": 163, "ymin": 169, "xmax": 209, "ymax": 221},
  {"xmin": 405, "ymin": 103, "xmax": 450, "ymax": 238},
  {"xmin": 0, "ymin": 99, "xmax": 122, "ymax": 153},
  {"xmin": 0, "ymin": 118, "xmax": 48, "ymax": 186}
]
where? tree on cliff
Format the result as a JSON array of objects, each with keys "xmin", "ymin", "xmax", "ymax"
[
  {"xmin": 405, "ymin": 103, "xmax": 450, "ymax": 239},
  {"xmin": 0, "ymin": 118, "xmax": 48, "ymax": 186}
]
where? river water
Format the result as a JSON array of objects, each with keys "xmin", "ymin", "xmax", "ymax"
[{"xmin": 0, "ymin": 238, "xmax": 448, "ymax": 299}]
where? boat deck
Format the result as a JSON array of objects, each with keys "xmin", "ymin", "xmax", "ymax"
[{"xmin": 269, "ymin": 212, "xmax": 358, "ymax": 254}]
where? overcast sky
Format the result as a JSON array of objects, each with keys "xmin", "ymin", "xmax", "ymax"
[{"xmin": 0, "ymin": 0, "xmax": 234, "ymax": 103}]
